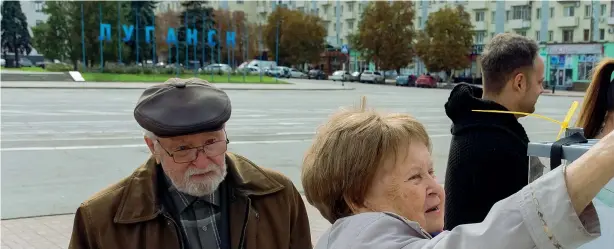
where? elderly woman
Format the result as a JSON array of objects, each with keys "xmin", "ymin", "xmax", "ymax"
[{"xmin": 302, "ymin": 109, "xmax": 614, "ymax": 249}]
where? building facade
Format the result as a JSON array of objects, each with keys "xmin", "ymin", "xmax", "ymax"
[
  {"xmin": 21, "ymin": 0, "xmax": 48, "ymax": 55},
  {"xmin": 415, "ymin": 0, "xmax": 614, "ymax": 89}
]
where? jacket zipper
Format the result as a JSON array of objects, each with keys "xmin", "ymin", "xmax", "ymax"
[
  {"xmin": 237, "ymin": 196, "xmax": 252, "ymax": 249},
  {"xmin": 162, "ymin": 212, "xmax": 185, "ymax": 249}
]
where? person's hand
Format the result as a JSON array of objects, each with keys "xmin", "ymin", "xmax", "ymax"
[
  {"xmin": 592, "ymin": 129, "xmax": 614, "ymax": 169},
  {"xmin": 566, "ymin": 128, "xmax": 614, "ymax": 214}
]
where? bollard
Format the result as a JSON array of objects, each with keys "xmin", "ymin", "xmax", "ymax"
[{"xmin": 527, "ymin": 128, "xmax": 613, "ymax": 249}]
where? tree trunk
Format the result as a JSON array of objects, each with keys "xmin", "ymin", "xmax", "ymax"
[{"xmin": 14, "ymin": 35, "xmax": 21, "ymax": 68}]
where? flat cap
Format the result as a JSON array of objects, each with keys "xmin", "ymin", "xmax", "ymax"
[{"xmin": 134, "ymin": 78, "xmax": 231, "ymax": 137}]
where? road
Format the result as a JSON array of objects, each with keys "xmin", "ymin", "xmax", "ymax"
[{"xmin": 0, "ymin": 80, "xmax": 584, "ymax": 219}]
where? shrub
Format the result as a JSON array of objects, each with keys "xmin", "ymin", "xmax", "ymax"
[{"xmin": 46, "ymin": 63, "xmax": 73, "ymax": 72}]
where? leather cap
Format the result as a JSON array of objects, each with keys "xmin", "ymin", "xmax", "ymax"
[{"xmin": 134, "ymin": 78, "xmax": 231, "ymax": 137}]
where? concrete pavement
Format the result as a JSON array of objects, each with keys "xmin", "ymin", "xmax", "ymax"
[{"xmin": 1, "ymin": 82, "xmax": 585, "ymax": 248}]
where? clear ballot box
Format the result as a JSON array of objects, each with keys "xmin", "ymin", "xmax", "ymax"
[{"xmin": 527, "ymin": 129, "xmax": 613, "ymax": 249}]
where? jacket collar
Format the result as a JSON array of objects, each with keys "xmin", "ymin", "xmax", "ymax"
[{"xmin": 113, "ymin": 152, "xmax": 285, "ymax": 223}]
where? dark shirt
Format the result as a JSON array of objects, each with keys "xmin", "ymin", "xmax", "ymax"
[
  {"xmin": 167, "ymin": 178, "xmax": 223, "ymax": 249},
  {"xmin": 443, "ymin": 84, "xmax": 530, "ymax": 230}
]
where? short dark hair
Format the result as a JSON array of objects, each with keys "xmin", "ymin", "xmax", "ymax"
[{"xmin": 480, "ymin": 33, "xmax": 539, "ymax": 94}]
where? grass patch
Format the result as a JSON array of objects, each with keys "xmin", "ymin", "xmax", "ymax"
[
  {"xmin": 0, "ymin": 66, "xmax": 47, "ymax": 72},
  {"xmin": 81, "ymin": 73, "xmax": 288, "ymax": 84}
]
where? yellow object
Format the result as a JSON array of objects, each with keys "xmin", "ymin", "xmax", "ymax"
[{"xmin": 472, "ymin": 101, "xmax": 579, "ymax": 140}]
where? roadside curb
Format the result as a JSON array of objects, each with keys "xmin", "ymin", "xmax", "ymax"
[{"xmin": 540, "ymin": 91, "xmax": 585, "ymax": 98}]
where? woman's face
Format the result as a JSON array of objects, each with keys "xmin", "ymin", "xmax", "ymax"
[{"xmin": 363, "ymin": 142, "xmax": 445, "ymax": 233}]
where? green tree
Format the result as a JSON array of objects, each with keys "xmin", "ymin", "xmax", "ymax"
[
  {"xmin": 174, "ymin": 1, "xmax": 216, "ymax": 66},
  {"xmin": 264, "ymin": 7, "xmax": 326, "ymax": 66},
  {"xmin": 126, "ymin": 1, "xmax": 157, "ymax": 64},
  {"xmin": 31, "ymin": 1, "xmax": 79, "ymax": 68},
  {"xmin": 350, "ymin": 1, "xmax": 415, "ymax": 73},
  {"xmin": 1, "ymin": 0, "xmax": 32, "ymax": 67},
  {"xmin": 415, "ymin": 5, "xmax": 474, "ymax": 81}
]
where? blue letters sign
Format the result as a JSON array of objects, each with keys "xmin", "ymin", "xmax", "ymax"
[
  {"xmin": 99, "ymin": 23, "xmax": 111, "ymax": 41},
  {"xmin": 207, "ymin": 30, "xmax": 216, "ymax": 47},
  {"xmin": 226, "ymin": 31, "xmax": 236, "ymax": 47}
]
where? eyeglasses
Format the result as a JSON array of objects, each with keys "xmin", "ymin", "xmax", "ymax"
[{"xmin": 157, "ymin": 139, "xmax": 229, "ymax": 163}]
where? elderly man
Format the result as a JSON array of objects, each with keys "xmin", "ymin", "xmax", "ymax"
[{"xmin": 68, "ymin": 78, "xmax": 312, "ymax": 249}]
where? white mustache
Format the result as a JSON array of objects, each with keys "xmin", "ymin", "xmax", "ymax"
[{"xmin": 185, "ymin": 165, "xmax": 218, "ymax": 177}]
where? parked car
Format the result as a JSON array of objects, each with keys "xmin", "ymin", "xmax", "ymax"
[
  {"xmin": 267, "ymin": 66, "xmax": 291, "ymax": 78},
  {"xmin": 289, "ymin": 68, "xmax": 306, "ymax": 78},
  {"xmin": 359, "ymin": 70, "xmax": 385, "ymax": 84},
  {"xmin": 395, "ymin": 74, "xmax": 417, "ymax": 87},
  {"xmin": 415, "ymin": 75, "xmax": 438, "ymax": 88},
  {"xmin": 330, "ymin": 70, "xmax": 351, "ymax": 81},
  {"xmin": 349, "ymin": 71, "xmax": 361, "ymax": 82},
  {"xmin": 203, "ymin": 64, "xmax": 233, "ymax": 74},
  {"xmin": 308, "ymin": 69, "xmax": 327, "ymax": 80}
]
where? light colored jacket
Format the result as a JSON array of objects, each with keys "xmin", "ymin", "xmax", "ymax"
[{"xmin": 315, "ymin": 165, "xmax": 602, "ymax": 249}]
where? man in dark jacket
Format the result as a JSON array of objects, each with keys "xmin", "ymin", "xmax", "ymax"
[{"xmin": 443, "ymin": 33, "xmax": 545, "ymax": 230}]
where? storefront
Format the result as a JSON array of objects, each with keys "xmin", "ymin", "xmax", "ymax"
[{"xmin": 543, "ymin": 43, "xmax": 604, "ymax": 90}]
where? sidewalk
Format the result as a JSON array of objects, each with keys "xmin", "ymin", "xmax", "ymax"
[
  {"xmin": 0, "ymin": 196, "xmax": 331, "ymax": 249},
  {"xmin": 0, "ymin": 81, "xmax": 354, "ymax": 91},
  {"xmin": 541, "ymin": 89, "xmax": 585, "ymax": 97}
]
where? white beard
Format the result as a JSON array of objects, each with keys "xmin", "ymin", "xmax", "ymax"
[{"xmin": 171, "ymin": 158, "xmax": 227, "ymax": 197}]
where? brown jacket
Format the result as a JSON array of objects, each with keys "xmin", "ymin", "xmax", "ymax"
[{"xmin": 68, "ymin": 153, "xmax": 312, "ymax": 249}]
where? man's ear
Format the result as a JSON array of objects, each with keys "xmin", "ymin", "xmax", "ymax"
[
  {"xmin": 144, "ymin": 137, "xmax": 160, "ymax": 163},
  {"xmin": 511, "ymin": 72, "xmax": 527, "ymax": 93}
]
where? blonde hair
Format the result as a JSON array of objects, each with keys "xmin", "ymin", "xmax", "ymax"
[{"xmin": 301, "ymin": 108, "xmax": 431, "ymax": 223}]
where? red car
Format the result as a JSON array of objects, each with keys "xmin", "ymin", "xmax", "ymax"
[{"xmin": 415, "ymin": 75, "xmax": 437, "ymax": 88}]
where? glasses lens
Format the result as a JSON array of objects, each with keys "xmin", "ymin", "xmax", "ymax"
[
  {"xmin": 204, "ymin": 141, "xmax": 227, "ymax": 157},
  {"xmin": 172, "ymin": 148, "xmax": 199, "ymax": 163}
]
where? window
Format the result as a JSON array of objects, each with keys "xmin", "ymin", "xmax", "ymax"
[
  {"xmin": 418, "ymin": 17, "xmax": 422, "ymax": 26},
  {"xmin": 601, "ymin": 4, "xmax": 606, "ymax": 16},
  {"xmin": 491, "ymin": 11, "xmax": 495, "ymax": 21},
  {"xmin": 506, "ymin": 10, "xmax": 510, "ymax": 20},
  {"xmin": 348, "ymin": 3, "xmax": 354, "ymax": 12},
  {"xmin": 475, "ymin": 31, "xmax": 486, "ymax": 44},
  {"xmin": 583, "ymin": 29, "xmax": 590, "ymax": 41},
  {"xmin": 600, "ymin": 29, "xmax": 605, "ymax": 40},
  {"xmin": 563, "ymin": 6, "xmax": 575, "ymax": 17},
  {"xmin": 34, "ymin": 1, "xmax": 44, "ymax": 12},
  {"xmin": 475, "ymin": 11, "xmax": 485, "ymax": 22},
  {"xmin": 584, "ymin": 5, "xmax": 591, "ymax": 17},
  {"xmin": 535, "ymin": 31, "xmax": 540, "ymax": 41},
  {"xmin": 490, "ymin": 32, "xmax": 495, "ymax": 39},
  {"xmin": 517, "ymin": 30, "xmax": 526, "ymax": 36},
  {"xmin": 548, "ymin": 31, "xmax": 553, "ymax": 41},
  {"xmin": 578, "ymin": 54, "xmax": 599, "ymax": 80},
  {"xmin": 348, "ymin": 21, "xmax": 354, "ymax": 30},
  {"xmin": 536, "ymin": 8, "xmax": 541, "ymax": 19},
  {"xmin": 237, "ymin": 0, "xmax": 244, "ymax": 4},
  {"xmin": 562, "ymin": 30, "xmax": 574, "ymax": 42},
  {"xmin": 511, "ymin": 6, "xmax": 530, "ymax": 20}
]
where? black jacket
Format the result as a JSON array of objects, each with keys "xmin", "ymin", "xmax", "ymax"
[{"xmin": 443, "ymin": 84, "xmax": 530, "ymax": 230}]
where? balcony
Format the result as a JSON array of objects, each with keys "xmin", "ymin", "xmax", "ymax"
[
  {"xmin": 557, "ymin": 16, "xmax": 579, "ymax": 28},
  {"xmin": 257, "ymin": 6, "xmax": 267, "ymax": 13},
  {"xmin": 608, "ymin": 17, "xmax": 614, "ymax": 25},
  {"xmin": 469, "ymin": 1, "xmax": 488, "ymax": 9},
  {"xmin": 508, "ymin": 19, "xmax": 531, "ymax": 30},
  {"xmin": 473, "ymin": 21, "xmax": 487, "ymax": 31},
  {"xmin": 506, "ymin": 0, "xmax": 531, "ymax": 7}
]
